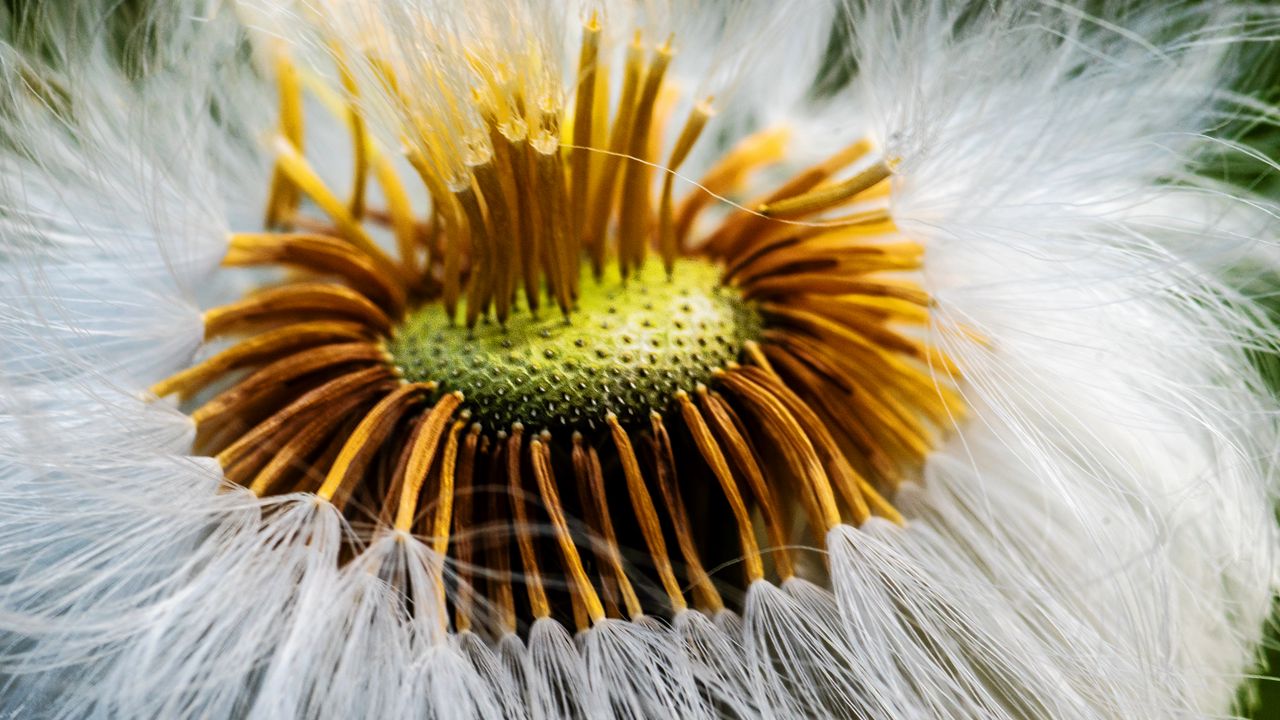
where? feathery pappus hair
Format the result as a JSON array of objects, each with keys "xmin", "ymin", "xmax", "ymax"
[{"xmin": 0, "ymin": 0, "xmax": 1278, "ymax": 718}]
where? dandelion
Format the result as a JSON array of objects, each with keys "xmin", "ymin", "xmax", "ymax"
[{"xmin": 1, "ymin": 0, "xmax": 1278, "ymax": 717}]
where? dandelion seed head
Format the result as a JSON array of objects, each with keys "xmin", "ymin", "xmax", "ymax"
[
  {"xmin": 0, "ymin": 1, "xmax": 1277, "ymax": 717},
  {"xmin": 149, "ymin": 0, "xmax": 949, "ymax": 633}
]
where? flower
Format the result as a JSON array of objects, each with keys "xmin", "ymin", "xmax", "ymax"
[{"xmin": 1, "ymin": 0, "xmax": 1277, "ymax": 718}]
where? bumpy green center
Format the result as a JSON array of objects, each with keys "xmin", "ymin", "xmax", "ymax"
[{"xmin": 390, "ymin": 258, "xmax": 761, "ymax": 430}]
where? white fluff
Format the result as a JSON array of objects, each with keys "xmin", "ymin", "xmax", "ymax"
[
  {"xmin": 1, "ymin": 1, "xmax": 1277, "ymax": 719},
  {"xmin": 581, "ymin": 617, "xmax": 708, "ymax": 719},
  {"xmin": 673, "ymin": 610, "xmax": 759, "ymax": 718}
]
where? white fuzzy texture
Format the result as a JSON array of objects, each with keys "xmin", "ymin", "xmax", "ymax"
[{"xmin": 1, "ymin": 1, "xmax": 1278, "ymax": 719}]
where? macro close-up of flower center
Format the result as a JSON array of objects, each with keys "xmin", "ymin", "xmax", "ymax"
[
  {"xmin": 151, "ymin": 7, "xmax": 952, "ymax": 631},
  {"xmin": 3, "ymin": 1, "xmax": 1279, "ymax": 718}
]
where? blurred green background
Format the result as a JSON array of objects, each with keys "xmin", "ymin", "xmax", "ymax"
[{"xmin": 1219, "ymin": 17, "xmax": 1280, "ymax": 720}]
